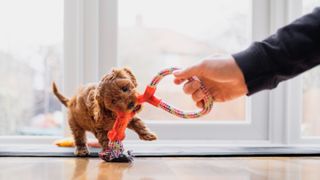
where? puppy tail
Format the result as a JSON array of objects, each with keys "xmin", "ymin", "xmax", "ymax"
[{"xmin": 52, "ymin": 82, "xmax": 69, "ymax": 107}]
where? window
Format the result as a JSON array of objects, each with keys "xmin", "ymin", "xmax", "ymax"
[
  {"xmin": 301, "ymin": 0, "xmax": 320, "ymax": 137},
  {"xmin": 1, "ymin": 0, "xmax": 269, "ymax": 142},
  {"xmin": 2, "ymin": 0, "xmax": 319, "ymax": 145},
  {"xmin": 118, "ymin": 0, "xmax": 251, "ymax": 121},
  {"xmin": 303, "ymin": 0, "xmax": 320, "ymax": 13},
  {"xmin": 115, "ymin": 0, "xmax": 271, "ymax": 141},
  {"xmin": 0, "ymin": 0, "xmax": 63, "ymax": 136}
]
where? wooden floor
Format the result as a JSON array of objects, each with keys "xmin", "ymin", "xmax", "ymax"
[{"xmin": 1, "ymin": 157, "xmax": 320, "ymax": 180}]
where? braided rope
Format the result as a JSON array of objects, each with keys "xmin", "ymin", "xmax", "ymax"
[
  {"xmin": 149, "ymin": 67, "xmax": 213, "ymax": 119},
  {"xmin": 99, "ymin": 140, "xmax": 124, "ymax": 161},
  {"xmin": 99, "ymin": 140, "xmax": 133, "ymax": 162}
]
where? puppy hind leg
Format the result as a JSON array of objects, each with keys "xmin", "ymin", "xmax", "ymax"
[{"xmin": 69, "ymin": 120, "xmax": 89, "ymax": 156}]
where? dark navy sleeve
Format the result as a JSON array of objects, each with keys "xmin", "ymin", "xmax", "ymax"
[{"xmin": 233, "ymin": 7, "xmax": 320, "ymax": 95}]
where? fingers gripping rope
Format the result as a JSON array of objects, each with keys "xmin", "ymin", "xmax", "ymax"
[{"xmin": 138, "ymin": 67, "xmax": 214, "ymax": 119}]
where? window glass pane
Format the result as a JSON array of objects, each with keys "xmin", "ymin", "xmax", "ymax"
[
  {"xmin": 302, "ymin": 0, "xmax": 320, "ymax": 136},
  {"xmin": 0, "ymin": 0, "xmax": 63, "ymax": 135},
  {"xmin": 303, "ymin": 0, "xmax": 320, "ymax": 13},
  {"xmin": 118, "ymin": 0, "xmax": 251, "ymax": 121}
]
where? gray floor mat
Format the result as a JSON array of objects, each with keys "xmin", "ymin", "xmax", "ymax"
[{"xmin": 1, "ymin": 145, "xmax": 320, "ymax": 157}]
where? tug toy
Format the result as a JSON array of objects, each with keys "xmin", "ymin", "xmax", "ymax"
[
  {"xmin": 99, "ymin": 67, "xmax": 213, "ymax": 163},
  {"xmin": 137, "ymin": 67, "xmax": 213, "ymax": 118},
  {"xmin": 99, "ymin": 112, "xmax": 135, "ymax": 162}
]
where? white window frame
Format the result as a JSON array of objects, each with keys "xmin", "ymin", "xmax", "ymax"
[
  {"xmin": 63, "ymin": 0, "xmax": 271, "ymax": 141},
  {"xmin": 267, "ymin": 0, "xmax": 320, "ymax": 145},
  {"xmin": 0, "ymin": 0, "xmax": 316, "ymax": 145}
]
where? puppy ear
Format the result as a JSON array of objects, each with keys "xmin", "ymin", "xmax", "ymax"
[
  {"xmin": 95, "ymin": 69, "xmax": 120, "ymax": 110},
  {"xmin": 100, "ymin": 69, "xmax": 119, "ymax": 82},
  {"xmin": 93, "ymin": 91, "xmax": 106, "ymax": 122},
  {"xmin": 123, "ymin": 68, "xmax": 138, "ymax": 87},
  {"xmin": 96, "ymin": 69, "xmax": 119, "ymax": 95}
]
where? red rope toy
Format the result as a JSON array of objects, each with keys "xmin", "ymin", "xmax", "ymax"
[{"xmin": 99, "ymin": 67, "xmax": 213, "ymax": 162}]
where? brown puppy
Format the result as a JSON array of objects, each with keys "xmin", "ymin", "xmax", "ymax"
[{"xmin": 52, "ymin": 68, "xmax": 157, "ymax": 156}]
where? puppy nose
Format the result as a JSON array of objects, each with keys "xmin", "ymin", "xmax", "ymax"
[{"xmin": 127, "ymin": 101, "xmax": 135, "ymax": 109}]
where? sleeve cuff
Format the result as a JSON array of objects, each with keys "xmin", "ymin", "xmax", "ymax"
[{"xmin": 232, "ymin": 43, "xmax": 274, "ymax": 95}]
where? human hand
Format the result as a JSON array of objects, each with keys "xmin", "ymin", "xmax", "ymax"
[{"xmin": 173, "ymin": 55, "xmax": 248, "ymax": 107}]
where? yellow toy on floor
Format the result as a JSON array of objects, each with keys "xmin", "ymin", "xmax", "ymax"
[{"xmin": 54, "ymin": 138, "xmax": 101, "ymax": 148}]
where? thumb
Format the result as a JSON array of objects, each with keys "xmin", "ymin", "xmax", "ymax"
[{"xmin": 173, "ymin": 65, "xmax": 201, "ymax": 79}]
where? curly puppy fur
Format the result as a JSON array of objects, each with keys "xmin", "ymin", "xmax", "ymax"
[{"xmin": 53, "ymin": 68, "xmax": 157, "ymax": 156}]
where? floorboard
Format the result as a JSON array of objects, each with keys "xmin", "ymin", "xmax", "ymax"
[{"xmin": 1, "ymin": 157, "xmax": 320, "ymax": 180}]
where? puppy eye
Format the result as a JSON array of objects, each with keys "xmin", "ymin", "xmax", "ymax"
[
  {"xmin": 121, "ymin": 86, "xmax": 129, "ymax": 92},
  {"xmin": 111, "ymin": 99, "xmax": 116, "ymax": 104}
]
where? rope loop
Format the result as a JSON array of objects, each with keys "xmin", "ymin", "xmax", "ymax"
[{"xmin": 138, "ymin": 67, "xmax": 213, "ymax": 119}]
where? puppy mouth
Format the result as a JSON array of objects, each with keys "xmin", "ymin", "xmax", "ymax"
[{"xmin": 133, "ymin": 104, "xmax": 142, "ymax": 113}]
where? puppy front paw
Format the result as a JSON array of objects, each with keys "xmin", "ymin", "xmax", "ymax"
[
  {"xmin": 75, "ymin": 146, "xmax": 90, "ymax": 157},
  {"xmin": 139, "ymin": 132, "xmax": 157, "ymax": 141}
]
